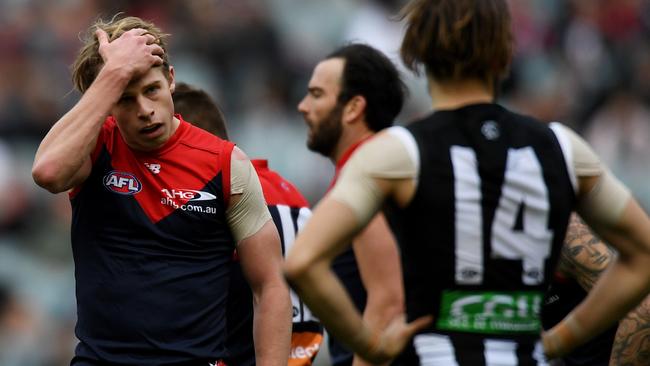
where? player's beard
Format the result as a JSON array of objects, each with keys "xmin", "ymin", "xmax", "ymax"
[{"xmin": 306, "ymin": 103, "xmax": 343, "ymax": 158}]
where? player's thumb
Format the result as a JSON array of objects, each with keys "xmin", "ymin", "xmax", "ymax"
[{"xmin": 405, "ymin": 315, "xmax": 434, "ymax": 336}]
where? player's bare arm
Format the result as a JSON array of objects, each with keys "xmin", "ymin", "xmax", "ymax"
[
  {"xmin": 227, "ymin": 147, "xmax": 291, "ymax": 366},
  {"xmin": 286, "ymin": 132, "xmax": 430, "ymax": 362},
  {"xmin": 558, "ymin": 214, "xmax": 650, "ymax": 365},
  {"xmin": 610, "ymin": 295, "xmax": 650, "ymax": 366},
  {"xmin": 544, "ymin": 173, "xmax": 650, "ymax": 359},
  {"xmin": 540, "ymin": 125, "xmax": 650, "ymax": 359},
  {"xmin": 286, "ymin": 140, "xmax": 428, "ymax": 363},
  {"xmin": 32, "ymin": 28, "xmax": 163, "ymax": 193},
  {"xmin": 352, "ymin": 213, "xmax": 404, "ymax": 366},
  {"xmin": 286, "ymin": 195, "xmax": 430, "ymax": 364},
  {"xmin": 238, "ymin": 219, "xmax": 292, "ymax": 366}
]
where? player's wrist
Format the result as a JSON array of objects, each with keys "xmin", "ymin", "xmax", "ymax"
[
  {"xmin": 542, "ymin": 313, "xmax": 586, "ymax": 359},
  {"xmin": 354, "ymin": 324, "xmax": 388, "ymax": 363},
  {"xmin": 97, "ymin": 61, "xmax": 135, "ymax": 85}
]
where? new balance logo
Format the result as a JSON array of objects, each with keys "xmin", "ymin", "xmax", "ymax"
[{"xmin": 144, "ymin": 162, "xmax": 161, "ymax": 174}]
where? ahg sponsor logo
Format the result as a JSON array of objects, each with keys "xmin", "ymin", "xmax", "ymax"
[
  {"xmin": 161, "ymin": 189, "xmax": 217, "ymax": 201},
  {"xmin": 160, "ymin": 188, "xmax": 218, "ymax": 215},
  {"xmin": 103, "ymin": 171, "xmax": 142, "ymax": 195}
]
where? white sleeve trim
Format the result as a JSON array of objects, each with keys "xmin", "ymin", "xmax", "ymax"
[
  {"xmin": 387, "ymin": 126, "xmax": 420, "ymax": 180},
  {"xmin": 549, "ymin": 122, "xmax": 578, "ymax": 193}
]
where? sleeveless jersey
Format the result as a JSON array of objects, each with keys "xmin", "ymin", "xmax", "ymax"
[
  {"xmin": 70, "ymin": 116, "xmax": 235, "ymax": 365},
  {"xmin": 226, "ymin": 160, "xmax": 322, "ymax": 366},
  {"xmin": 541, "ymin": 273, "xmax": 616, "ymax": 365},
  {"xmin": 385, "ymin": 104, "xmax": 575, "ymax": 365}
]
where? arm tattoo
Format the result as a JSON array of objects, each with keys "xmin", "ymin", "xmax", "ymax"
[
  {"xmin": 609, "ymin": 295, "xmax": 650, "ymax": 366},
  {"xmin": 557, "ymin": 215, "xmax": 650, "ymax": 364},
  {"xmin": 558, "ymin": 214, "xmax": 616, "ymax": 291}
]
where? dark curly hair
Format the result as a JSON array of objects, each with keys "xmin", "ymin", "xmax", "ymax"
[{"xmin": 326, "ymin": 44, "xmax": 406, "ymax": 131}]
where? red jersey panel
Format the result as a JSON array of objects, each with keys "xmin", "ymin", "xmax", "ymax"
[
  {"xmin": 252, "ymin": 159, "xmax": 308, "ymax": 207},
  {"xmin": 73, "ymin": 115, "xmax": 233, "ymax": 223}
]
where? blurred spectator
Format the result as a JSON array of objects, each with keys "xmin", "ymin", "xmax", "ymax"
[
  {"xmin": 0, "ymin": 283, "xmax": 43, "ymax": 366},
  {"xmin": 0, "ymin": 139, "xmax": 32, "ymax": 234},
  {"xmin": 584, "ymin": 87, "xmax": 650, "ymax": 209}
]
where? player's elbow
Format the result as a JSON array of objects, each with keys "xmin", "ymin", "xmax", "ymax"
[
  {"xmin": 32, "ymin": 162, "xmax": 68, "ymax": 193},
  {"xmin": 283, "ymin": 256, "xmax": 309, "ymax": 284},
  {"xmin": 283, "ymin": 253, "xmax": 320, "ymax": 289},
  {"xmin": 250, "ymin": 273, "xmax": 291, "ymax": 307}
]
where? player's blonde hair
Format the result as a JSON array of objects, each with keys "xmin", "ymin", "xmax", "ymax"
[{"xmin": 72, "ymin": 14, "xmax": 170, "ymax": 93}]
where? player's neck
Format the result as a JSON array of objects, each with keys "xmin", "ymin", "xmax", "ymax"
[
  {"xmin": 330, "ymin": 127, "xmax": 373, "ymax": 164},
  {"xmin": 429, "ymin": 78, "xmax": 494, "ymax": 111}
]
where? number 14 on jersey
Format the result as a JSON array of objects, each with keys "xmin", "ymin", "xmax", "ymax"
[{"xmin": 451, "ymin": 146, "xmax": 554, "ymax": 286}]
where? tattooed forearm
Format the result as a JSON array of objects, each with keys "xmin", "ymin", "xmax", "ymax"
[
  {"xmin": 558, "ymin": 214, "xmax": 617, "ymax": 291},
  {"xmin": 609, "ymin": 295, "xmax": 650, "ymax": 366},
  {"xmin": 558, "ymin": 214, "xmax": 650, "ymax": 364}
]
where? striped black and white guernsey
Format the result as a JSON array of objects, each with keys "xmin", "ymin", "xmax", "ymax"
[{"xmin": 384, "ymin": 103, "xmax": 576, "ymax": 365}]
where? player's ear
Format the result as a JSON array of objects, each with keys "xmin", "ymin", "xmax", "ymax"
[
  {"xmin": 342, "ymin": 95, "xmax": 366, "ymax": 125},
  {"xmin": 167, "ymin": 66, "xmax": 176, "ymax": 93}
]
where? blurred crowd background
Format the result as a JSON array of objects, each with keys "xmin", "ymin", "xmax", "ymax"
[{"xmin": 0, "ymin": 0, "xmax": 649, "ymax": 364}]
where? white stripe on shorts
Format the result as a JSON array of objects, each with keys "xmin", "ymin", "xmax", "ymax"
[
  {"xmin": 414, "ymin": 333, "xmax": 459, "ymax": 366},
  {"xmin": 484, "ymin": 339, "xmax": 517, "ymax": 365}
]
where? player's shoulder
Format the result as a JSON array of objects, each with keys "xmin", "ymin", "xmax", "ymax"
[
  {"xmin": 180, "ymin": 121, "xmax": 234, "ymax": 156},
  {"xmin": 355, "ymin": 127, "xmax": 419, "ymax": 164}
]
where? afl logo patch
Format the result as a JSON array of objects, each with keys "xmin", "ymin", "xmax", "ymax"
[{"xmin": 103, "ymin": 171, "xmax": 142, "ymax": 195}]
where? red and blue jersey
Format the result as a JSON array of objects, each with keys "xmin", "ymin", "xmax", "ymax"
[{"xmin": 70, "ymin": 115, "xmax": 236, "ymax": 365}]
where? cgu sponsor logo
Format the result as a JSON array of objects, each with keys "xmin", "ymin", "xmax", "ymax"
[
  {"xmin": 103, "ymin": 171, "xmax": 142, "ymax": 195},
  {"xmin": 161, "ymin": 189, "xmax": 217, "ymax": 201}
]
